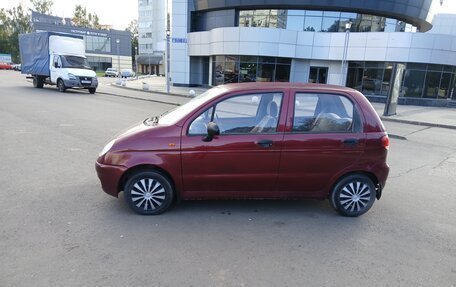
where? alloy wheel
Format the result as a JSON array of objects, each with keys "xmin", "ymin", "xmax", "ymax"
[
  {"xmin": 338, "ymin": 181, "xmax": 371, "ymax": 213},
  {"xmin": 130, "ymin": 178, "xmax": 166, "ymax": 211}
]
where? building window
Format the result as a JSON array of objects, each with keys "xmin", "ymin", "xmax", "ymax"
[
  {"xmin": 238, "ymin": 9, "xmax": 418, "ymax": 33},
  {"xmin": 86, "ymin": 56, "xmax": 112, "ymax": 71},
  {"xmin": 212, "ymin": 56, "xmax": 291, "ymax": 86},
  {"xmin": 84, "ymin": 35, "xmax": 111, "ymax": 53},
  {"xmin": 346, "ymin": 62, "xmax": 456, "ymax": 100},
  {"xmin": 309, "ymin": 67, "xmax": 328, "ymax": 84}
]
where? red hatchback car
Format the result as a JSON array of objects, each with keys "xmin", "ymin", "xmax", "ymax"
[{"xmin": 96, "ymin": 83, "xmax": 389, "ymax": 217}]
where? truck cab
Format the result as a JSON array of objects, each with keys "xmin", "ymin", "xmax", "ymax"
[{"xmin": 50, "ymin": 53, "xmax": 98, "ymax": 93}]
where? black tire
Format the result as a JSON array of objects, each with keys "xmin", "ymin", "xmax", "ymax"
[
  {"xmin": 329, "ymin": 174, "xmax": 376, "ymax": 217},
  {"xmin": 88, "ymin": 88, "xmax": 96, "ymax": 94},
  {"xmin": 33, "ymin": 77, "xmax": 44, "ymax": 88},
  {"xmin": 57, "ymin": 79, "xmax": 66, "ymax": 93},
  {"xmin": 123, "ymin": 170, "xmax": 174, "ymax": 215}
]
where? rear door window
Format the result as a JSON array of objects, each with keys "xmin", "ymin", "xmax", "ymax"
[{"xmin": 293, "ymin": 93, "xmax": 361, "ymax": 133}]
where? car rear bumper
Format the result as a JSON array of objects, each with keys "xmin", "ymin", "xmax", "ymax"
[
  {"xmin": 95, "ymin": 161, "xmax": 127, "ymax": 197},
  {"xmin": 373, "ymin": 162, "xmax": 389, "ymax": 196}
]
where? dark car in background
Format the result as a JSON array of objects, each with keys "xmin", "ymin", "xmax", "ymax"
[{"xmin": 96, "ymin": 83, "xmax": 390, "ymax": 217}]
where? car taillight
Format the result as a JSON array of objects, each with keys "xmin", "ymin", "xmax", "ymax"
[{"xmin": 381, "ymin": 135, "xmax": 390, "ymax": 150}]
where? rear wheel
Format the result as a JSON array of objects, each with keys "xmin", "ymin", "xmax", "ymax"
[
  {"xmin": 57, "ymin": 79, "xmax": 66, "ymax": 93},
  {"xmin": 33, "ymin": 76, "xmax": 44, "ymax": 88},
  {"xmin": 123, "ymin": 170, "xmax": 174, "ymax": 215},
  {"xmin": 88, "ymin": 88, "xmax": 96, "ymax": 94},
  {"xmin": 329, "ymin": 174, "xmax": 376, "ymax": 217}
]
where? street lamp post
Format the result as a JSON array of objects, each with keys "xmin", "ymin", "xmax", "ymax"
[
  {"xmin": 116, "ymin": 39, "xmax": 120, "ymax": 77},
  {"xmin": 340, "ymin": 21, "xmax": 352, "ymax": 86},
  {"xmin": 166, "ymin": 29, "xmax": 170, "ymax": 94},
  {"xmin": 135, "ymin": 46, "xmax": 138, "ymax": 79}
]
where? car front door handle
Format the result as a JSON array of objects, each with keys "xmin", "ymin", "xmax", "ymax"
[
  {"xmin": 256, "ymin": 139, "xmax": 273, "ymax": 148},
  {"xmin": 343, "ymin": 138, "xmax": 359, "ymax": 146}
]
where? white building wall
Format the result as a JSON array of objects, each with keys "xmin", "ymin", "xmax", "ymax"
[
  {"xmin": 169, "ymin": 0, "xmax": 190, "ymax": 85},
  {"xmin": 429, "ymin": 14, "xmax": 456, "ymax": 36},
  {"xmin": 138, "ymin": 1, "xmax": 153, "ymax": 54},
  {"xmin": 188, "ymin": 27, "xmax": 456, "ymax": 85},
  {"xmin": 152, "ymin": 0, "xmax": 167, "ymax": 52},
  {"xmin": 138, "ymin": 0, "xmax": 166, "ymax": 54}
]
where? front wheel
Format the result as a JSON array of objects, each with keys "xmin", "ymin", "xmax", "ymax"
[
  {"xmin": 88, "ymin": 88, "xmax": 96, "ymax": 94},
  {"xmin": 57, "ymin": 79, "xmax": 66, "ymax": 93},
  {"xmin": 123, "ymin": 170, "xmax": 174, "ymax": 215},
  {"xmin": 329, "ymin": 174, "xmax": 376, "ymax": 217}
]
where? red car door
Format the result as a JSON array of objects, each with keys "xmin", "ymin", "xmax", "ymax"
[
  {"xmin": 180, "ymin": 91, "xmax": 289, "ymax": 199},
  {"xmin": 278, "ymin": 90, "xmax": 366, "ymax": 198}
]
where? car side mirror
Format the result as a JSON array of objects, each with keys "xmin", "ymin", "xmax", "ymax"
[
  {"xmin": 202, "ymin": 122, "xmax": 220, "ymax": 142},
  {"xmin": 54, "ymin": 62, "xmax": 59, "ymax": 68}
]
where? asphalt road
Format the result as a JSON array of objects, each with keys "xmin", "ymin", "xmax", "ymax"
[{"xmin": 1, "ymin": 70, "xmax": 455, "ymax": 286}]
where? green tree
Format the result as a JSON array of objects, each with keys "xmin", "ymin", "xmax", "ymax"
[
  {"xmin": 72, "ymin": 5, "xmax": 101, "ymax": 29},
  {"xmin": 0, "ymin": 9, "xmax": 11, "ymax": 56},
  {"xmin": 31, "ymin": 0, "xmax": 54, "ymax": 15},
  {"xmin": 0, "ymin": 4, "xmax": 31, "ymax": 63},
  {"xmin": 126, "ymin": 19, "xmax": 138, "ymax": 70}
]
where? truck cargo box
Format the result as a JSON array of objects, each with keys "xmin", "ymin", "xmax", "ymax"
[{"xmin": 19, "ymin": 32, "xmax": 84, "ymax": 76}]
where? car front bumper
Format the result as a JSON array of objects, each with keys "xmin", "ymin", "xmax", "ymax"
[
  {"xmin": 95, "ymin": 161, "xmax": 127, "ymax": 197},
  {"xmin": 63, "ymin": 78, "xmax": 98, "ymax": 89}
]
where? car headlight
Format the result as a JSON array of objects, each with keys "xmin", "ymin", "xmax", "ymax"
[
  {"xmin": 99, "ymin": 139, "xmax": 116, "ymax": 157},
  {"xmin": 68, "ymin": 73, "xmax": 77, "ymax": 80}
]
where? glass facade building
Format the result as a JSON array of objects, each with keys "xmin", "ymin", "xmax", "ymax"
[
  {"xmin": 238, "ymin": 10, "xmax": 417, "ymax": 33},
  {"xmin": 153, "ymin": 0, "xmax": 456, "ymax": 106},
  {"xmin": 212, "ymin": 56, "xmax": 291, "ymax": 86},
  {"xmin": 346, "ymin": 62, "xmax": 456, "ymax": 100}
]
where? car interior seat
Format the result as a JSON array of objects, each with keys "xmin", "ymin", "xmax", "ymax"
[
  {"xmin": 311, "ymin": 112, "xmax": 352, "ymax": 132},
  {"xmin": 251, "ymin": 101, "xmax": 278, "ymax": 133}
]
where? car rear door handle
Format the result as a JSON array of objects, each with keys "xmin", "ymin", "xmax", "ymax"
[
  {"xmin": 343, "ymin": 138, "xmax": 359, "ymax": 146},
  {"xmin": 256, "ymin": 139, "xmax": 273, "ymax": 148}
]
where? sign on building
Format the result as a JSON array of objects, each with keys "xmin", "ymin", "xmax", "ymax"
[{"xmin": 0, "ymin": 54, "xmax": 12, "ymax": 63}]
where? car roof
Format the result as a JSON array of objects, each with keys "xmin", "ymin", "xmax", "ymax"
[{"xmin": 219, "ymin": 82, "xmax": 359, "ymax": 95}]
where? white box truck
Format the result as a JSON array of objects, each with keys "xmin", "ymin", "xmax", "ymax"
[{"xmin": 19, "ymin": 32, "xmax": 98, "ymax": 94}]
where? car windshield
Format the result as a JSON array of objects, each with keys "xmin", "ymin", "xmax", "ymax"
[
  {"xmin": 61, "ymin": 55, "xmax": 91, "ymax": 69},
  {"xmin": 158, "ymin": 86, "xmax": 228, "ymax": 126}
]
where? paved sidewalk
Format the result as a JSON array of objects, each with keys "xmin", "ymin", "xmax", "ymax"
[
  {"xmin": 111, "ymin": 76, "xmax": 456, "ymax": 129},
  {"xmin": 372, "ymin": 102, "xmax": 456, "ymax": 130}
]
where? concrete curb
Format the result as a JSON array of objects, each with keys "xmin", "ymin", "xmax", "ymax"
[
  {"xmin": 380, "ymin": 116, "xmax": 456, "ymax": 130},
  {"xmin": 389, "ymin": 134, "xmax": 407, "ymax": 140},
  {"xmin": 96, "ymin": 91, "xmax": 181, "ymax": 106},
  {"xmin": 109, "ymin": 83, "xmax": 193, "ymax": 99}
]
